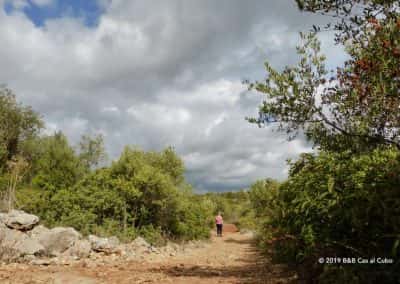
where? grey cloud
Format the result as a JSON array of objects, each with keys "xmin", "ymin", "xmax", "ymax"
[{"xmin": 0, "ymin": 0, "xmax": 342, "ymax": 191}]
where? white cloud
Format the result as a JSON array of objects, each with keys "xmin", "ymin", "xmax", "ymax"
[{"xmin": 0, "ymin": 0, "xmax": 344, "ymax": 191}]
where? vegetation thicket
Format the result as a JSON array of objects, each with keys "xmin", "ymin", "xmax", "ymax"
[{"xmin": 246, "ymin": 0, "xmax": 400, "ymax": 282}]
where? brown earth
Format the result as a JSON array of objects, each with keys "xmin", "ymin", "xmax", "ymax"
[{"xmin": 0, "ymin": 225, "xmax": 297, "ymax": 284}]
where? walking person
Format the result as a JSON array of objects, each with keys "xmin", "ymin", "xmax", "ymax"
[{"xmin": 215, "ymin": 212, "xmax": 223, "ymax": 237}]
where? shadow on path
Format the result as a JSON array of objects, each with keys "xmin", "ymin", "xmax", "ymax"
[
  {"xmin": 150, "ymin": 235, "xmax": 297, "ymax": 284},
  {"xmin": 224, "ymin": 237, "xmax": 254, "ymax": 245},
  {"xmin": 152, "ymin": 263, "xmax": 296, "ymax": 284}
]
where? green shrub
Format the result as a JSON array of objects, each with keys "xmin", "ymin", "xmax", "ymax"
[
  {"xmin": 258, "ymin": 147, "xmax": 400, "ymax": 282},
  {"xmin": 137, "ymin": 225, "xmax": 165, "ymax": 246},
  {"xmin": 17, "ymin": 146, "xmax": 212, "ymax": 243}
]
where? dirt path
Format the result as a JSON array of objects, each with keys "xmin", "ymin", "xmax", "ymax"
[{"xmin": 0, "ymin": 225, "xmax": 296, "ymax": 283}]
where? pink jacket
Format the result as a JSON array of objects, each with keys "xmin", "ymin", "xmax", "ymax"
[{"xmin": 215, "ymin": 215, "xmax": 223, "ymax": 225}]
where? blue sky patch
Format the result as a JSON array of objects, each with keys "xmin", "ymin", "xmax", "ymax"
[{"xmin": 3, "ymin": 0, "xmax": 106, "ymax": 27}]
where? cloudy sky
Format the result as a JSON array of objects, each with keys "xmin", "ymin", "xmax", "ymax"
[{"xmin": 0, "ymin": 0, "xmax": 346, "ymax": 192}]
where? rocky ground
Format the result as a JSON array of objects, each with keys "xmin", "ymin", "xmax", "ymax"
[{"xmin": 0, "ymin": 211, "xmax": 297, "ymax": 283}]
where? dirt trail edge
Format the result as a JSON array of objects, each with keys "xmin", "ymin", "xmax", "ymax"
[{"xmin": 0, "ymin": 225, "xmax": 297, "ymax": 284}]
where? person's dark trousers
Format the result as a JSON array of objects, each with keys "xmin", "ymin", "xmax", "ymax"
[{"xmin": 216, "ymin": 224, "xmax": 223, "ymax": 236}]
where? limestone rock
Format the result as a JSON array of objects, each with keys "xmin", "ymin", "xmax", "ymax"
[
  {"xmin": 160, "ymin": 242, "xmax": 179, "ymax": 256},
  {"xmin": 64, "ymin": 239, "xmax": 91, "ymax": 259},
  {"xmin": 0, "ymin": 212, "xmax": 7, "ymax": 224},
  {"xmin": 28, "ymin": 225, "xmax": 50, "ymax": 239},
  {"xmin": 88, "ymin": 235, "xmax": 120, "ymax": 254},
  {"xmin": 131, "ymin": 236, "xmax": 150, "ymax": 248},
  {"xmin": 122, "ymin": 236, "xmax": 154, "ymax": 258},
  {"xmin": 35, "ymin": 227, "xmax": 81, "ymax": 256},
  {"xmin": 0, "ymin": 225, "xmax": 44, "ymax": 260},
  {"xmin": 4, "ymin": 210, "xmax": 39, "ymax": 231},
  {"xmin": 14, "ymin": 237, "xmax": 45, "ymax": 256}
]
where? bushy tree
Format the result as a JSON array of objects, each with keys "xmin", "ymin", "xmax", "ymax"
[
  {"xmin": 249, "ymin": 179, "xmax": 280, "ymax": 219},
  {"xmin": 22, "ymin": 145, "xmax": 211, "ymax": 242},
  {"xmin": 168, "ymin": 189, "xmax": 214, "ymax": 240},
  {"xmin": 110, "ymin": 147, "xmax": 182, "ymax": 229},
  {"xmin": 0, "ymin": 88, "xmax": 43, "ymax": 167},
  {"xmin": 248, "ymin": 1, "xmax": 399, "ymax": 152},
  {"xmin": 78, "ymin": 134, "xmax": 107, "ymax": 171},
  {"xmin": 0, "ymin": 88, "xmax": 43, "ymax": 210},
  {"xmin": 268, "ymin": 148, "xmax": 400, "ymax": 282},
  {"xmin": 32, "ymin": 132, "xmax": 83, "ymax": 193}
]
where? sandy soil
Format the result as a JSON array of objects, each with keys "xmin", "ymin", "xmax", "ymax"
[{"xmin": 0, "ymin": 225, "xmax": 297, "ymax": 284}]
